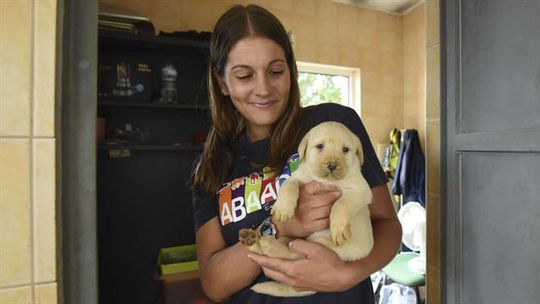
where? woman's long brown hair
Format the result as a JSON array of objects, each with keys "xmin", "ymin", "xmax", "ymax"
[{"xmin": 191, "ymin": 4, "xmax": 305, "ymax": 194}]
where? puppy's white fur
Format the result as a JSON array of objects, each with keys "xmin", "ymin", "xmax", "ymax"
[{"xmin": 242, "ymin": 122, "xmax": 374, "ymax": 297}]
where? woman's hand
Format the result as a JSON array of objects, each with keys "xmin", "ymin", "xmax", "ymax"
[
  {"xmin": 250, "ymin": 184, "xmax": 402, "ymax": 294},
  {"xmin": 247, "ymin": 239, "xmax": 357, "ymax": 292},
  {"xmin": 276, "ymin": 181, "xmax": 341, "ymax": 239}
]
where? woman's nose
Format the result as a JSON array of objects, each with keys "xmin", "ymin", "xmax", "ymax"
[{"xmin": 255, "ymin": 75, "xmax": 271, "ymax": 96}]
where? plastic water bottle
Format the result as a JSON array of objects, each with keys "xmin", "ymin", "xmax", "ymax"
[{"xmin": 160, "ymin": 63, "xmax": 177, "ymax": 103}]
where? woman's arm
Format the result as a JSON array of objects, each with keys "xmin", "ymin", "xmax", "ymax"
[
  {"xmin": 196, "ymin": 181, "xmax": 341, "ymax": 301},
  {"xmin": 247, "ymin": 184, "xmax": 402, "ymax": 292},
  {"xmin": 196, "ymin": 218, "xmax": 262, "ymax": 302},
  {"xmin": 342, "ymin": 184, "xmax": 403, "ymax": 285}
]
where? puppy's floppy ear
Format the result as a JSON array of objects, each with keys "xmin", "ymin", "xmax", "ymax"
[
  {"xmin": 298, "ymin": 132, "xmax": 310, "ymax": 161},
  {"xmin": 353, "ymin": 133, "xmax": 364, "ymax": 165}
]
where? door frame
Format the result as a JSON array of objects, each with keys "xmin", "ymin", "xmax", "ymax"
[{"xmin": 59, "ymin": 0, "xmax": 99, "ymax": 302}]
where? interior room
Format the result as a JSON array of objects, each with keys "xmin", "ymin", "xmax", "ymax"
[
  {"xmin": 95, "ymin": 0, "xmax": 441, "ymax": 302},
  {"xmin": 0, "ymin": 0, "xmax": 441, "ymax": 303}
]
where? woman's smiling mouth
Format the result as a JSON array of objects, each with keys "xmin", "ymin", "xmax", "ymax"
[{"xmin": 250, "ymin": 101, "xmax": 275, "ymax": 108}]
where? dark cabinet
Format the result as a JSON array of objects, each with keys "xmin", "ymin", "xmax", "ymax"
[{"xmin": 97, "ymin": 30, "xmax": 210, "ymax": 304}]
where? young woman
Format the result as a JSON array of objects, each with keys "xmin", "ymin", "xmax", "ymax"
[{"xmin": 191, "ymin": 4, "xmax": 402, "ymax": 303}]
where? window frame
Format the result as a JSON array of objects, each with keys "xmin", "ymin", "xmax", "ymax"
[{"xmin": 296, "ymin": 61, "xmax": 361, "ymax": 114}]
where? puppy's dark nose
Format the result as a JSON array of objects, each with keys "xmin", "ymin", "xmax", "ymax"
[{"xmin": 327, "ymin": 163, "xmax": 337, "ymax": 172}]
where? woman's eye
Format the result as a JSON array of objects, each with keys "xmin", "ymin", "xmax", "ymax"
[
  {"xmin": 316, "ymin": 143, "xmax": 324, "ymax": 150},
  {"xmin": 342, "ymin": 146, "xmax": 350, "ymax": 153},
  {"xmin": 235, "ymin": 74, "xmax": 252, "ymax": 80},
  {"xmin": 270, "ymin": 70, "xmax": 284, "ymax": 76}
]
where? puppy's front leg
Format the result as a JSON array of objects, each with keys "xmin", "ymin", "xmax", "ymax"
[
  {"xmin": 330, "ymin": 188, "xmax": 367, "ymax": 246},
  {"xmin": 271, "ymin": 177, "xmax": 300, "ymax": 222}
]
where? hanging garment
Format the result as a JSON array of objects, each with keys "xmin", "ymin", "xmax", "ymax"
[
  {"xmin": 391, "ymin": 129, "xmax": 425, "ymax": 206},
  {"xmin": 382, "ymin": 129, "xmax": 401, "ymax": 179}
]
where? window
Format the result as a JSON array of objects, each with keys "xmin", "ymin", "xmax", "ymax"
[{"xmin": 297, "ymin": 61, "xmax": 361, "ymax": 113}]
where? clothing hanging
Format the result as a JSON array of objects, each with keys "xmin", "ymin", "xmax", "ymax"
[
  {"xmin": 382, "ymin": 128, "xmax": 401, "ymax": 179},
  {"xmin": 391, "ymin": 129, "xmax": 425, "ymax": 207}
]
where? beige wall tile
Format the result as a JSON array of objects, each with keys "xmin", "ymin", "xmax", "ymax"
[
  {"xmin": 314, "ymin": 0, "xmax": 338, "ymax": 22},
  {"xmin": 292, "ymin": 0, "xmax": 316, "ymax": 17},
  {"xmin": 379, "ymin": 30, "xmax": 401, "ymax": 53},
  {"xmin": 315, "ymin": 41, "xmax": 340, "ymax": 66},
  {"xmin": 360, "ymin": 71, "xmax": 380, "ymax": 95},
  {"xmin": 362, "ymin": 117, "xmax": 396, "ymax": 148},
  {"xmin": 260, "ymin": 0, "xmax": 294, "ymax": 14},
  {"xmin": 402, "ymin": 3, "xmax": 426, "ymax": 142},
  {"xmin": 426, "ymin": 193, "xmax": 440, "ymax": 271},
  {"xmin": 35, "ymin": 282, "xmax": 58, "ymax": 304},
  {"xmin": 338, "ymin": 45, "xmax": 361, "ymax": 68},
  {"xmin": 0, "ymin": 139, "xmax": 32, "ymax": 287},
  {"xmin": 315, "ymin": 18, "xmax": 339, "ymax": 44},
  {"xmin": 291, "ymin": 15, "xmax": 318, "ymax": 47},
  {"xmin": 427, "ymin": 45, "xmax": 441, "ymax": 120},
  {"xmin": 426, "ymin": 3, "xmax": 440, "ymax": 303},
  {"xmin": 33, "ymin": 0, "xmax": 57, "ymax": 138},
  {"xmin": 363, "ymin": 94, "xmax": 393, "ymax": 118},
  {"xmin": 359, "ymin": 48, "xmax": 381, "ymax": 74},
  {"xmin": 357, "ymin": 7, "xmax": 378, "ymax": 27},
  {"xmin": 0, "ymin": 286, "xmax": 32, "ymax": 304},
  {"xmin": 381, "ymin": 72, "xmax": 403, "ymax": 97},
  {"xmin": 377, "ymin": 11, "xmax": 401, "ymax": 32},
  {"xmin": 0, "ymin": 0, "xmax": 32, "ymax": 136},
  {"xmin": 149, "ymin": 1, "xmax": 187, "ymax": 32},
  {"xmin": 336, "ymin": 1, "xmax": 357, "ymax": 22},
  {"xmin": 427, "ymin": 0, "xmax": 440, "ymax": 47},
  {"xmin": 294, "ymin": 37, "xmax": 318, "ymax": 63},
  {"xmin": 33, "ymin": 139, "xmax": 56, "ymax": 283},
  {"xmin": 337, "ymin": 16, "xmax": 358, "ymax": 46},
  {"xmin": 356, "ymin": 26, "xmax": 378, "ymax": 50},
  {"xmin": 380, "ymin": 51, "xmax": 402, "ymax": 74},
  {"xmin": 426, "ymin": 120, "xmax": 441, "ymax": 194}
]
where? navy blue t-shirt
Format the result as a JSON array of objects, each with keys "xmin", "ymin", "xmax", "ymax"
[{"xmin": 192, "ymin": 103, "xmax": 387, "ymax": 303}]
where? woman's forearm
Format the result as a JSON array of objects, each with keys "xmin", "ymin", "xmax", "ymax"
[
  {"xmin": 346, "ymin": 216, "xmax": 402, "ymax": 285},
  {"xmin": 198, "ymin": 236, "xmax": 262, "ymax": 302}
]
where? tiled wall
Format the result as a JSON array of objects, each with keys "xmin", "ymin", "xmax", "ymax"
[
  {"xmin": 426, "ymin": 0, "xmax": 441, "ymax": 303},
  {"xmin": 0, "ymin": 0, "xmax": 58, "ymax": 303},
  {"xmin": 101, "ymin": 0, "xmax": 404, "ymax": 149},
  {"xmin": 403, "ymin": 4, "xmax": 426, "ymax": 147}
]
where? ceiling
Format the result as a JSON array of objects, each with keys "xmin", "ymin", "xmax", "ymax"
[{"xmin": 333, "ymin": 0, "xmax": 424, "ymax": 15}]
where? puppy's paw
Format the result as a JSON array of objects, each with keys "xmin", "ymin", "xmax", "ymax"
[
  {"xmin": 271, "ymin": 198, "xmax": 296, "ymax": 223},
  {"xmin": 331, "ymin": 219, "xmax": 351, "ymax": 246},
  {"xmin": 239, "ymin": 228, "xmax": 260, "ymax": 246}
]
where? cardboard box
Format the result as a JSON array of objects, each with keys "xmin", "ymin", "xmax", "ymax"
[
  {"xmin": 157, "ymin": 270, "xmax": 214, "ymax": 304},
  {"xmin": 158, "ymin": 244, "xmax": 199, "ymax": 275}
]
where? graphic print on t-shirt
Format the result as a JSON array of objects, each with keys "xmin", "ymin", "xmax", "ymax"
[{"xmin": 218, "ymin": 153, "xmax": 300, "ymax": 226}]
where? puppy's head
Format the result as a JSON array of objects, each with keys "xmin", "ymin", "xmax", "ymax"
[{"xmin": 298, "ymin": 122, "xmax": 364, "ymax": 180}]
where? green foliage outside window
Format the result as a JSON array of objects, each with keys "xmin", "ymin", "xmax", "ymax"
[{"xmin": 298, "ymin": 72, "xmax": 346, "ymax": 107}]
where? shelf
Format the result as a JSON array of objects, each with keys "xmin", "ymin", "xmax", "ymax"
[
  {"xmin": 98, "ymin": 144, "xmax": 203, "ymax": 152},
  {"xmin": 98, "ymin": 100, "xmax": 209, "ymax": 110},
  {"xmin": 99, "ymin": 30, "xmax": 210, "ymax": 51}
]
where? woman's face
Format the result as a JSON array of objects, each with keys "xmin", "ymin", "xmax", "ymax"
[{"xmin": 218, "ymin": 36, "xmax": 291, "ymax": 141}]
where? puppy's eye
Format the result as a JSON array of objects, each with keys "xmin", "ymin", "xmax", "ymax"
[
  {"xmin": 342, "ymin": 146, "xmax": 350, "ymax": 153},
  {"xmin": 316, "ymin": 143, "xmax": 324, "ymax": 150}
]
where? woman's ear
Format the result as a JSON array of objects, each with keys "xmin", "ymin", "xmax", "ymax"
[
  {"xmin": 214, "ymin": 71, "xmax": 229, "ymax": 96},
  {"xmin": 298, "ymin": 133, "xmax": 310, "ymax": 161}
]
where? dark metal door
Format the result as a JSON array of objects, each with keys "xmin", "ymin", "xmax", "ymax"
[{"xmin": 442, "ymin": 0, "xmax": 540, "ymax": 303}]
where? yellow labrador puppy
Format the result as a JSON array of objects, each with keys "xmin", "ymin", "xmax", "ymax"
[{"xmin": 239, "ymin": 121, "xmax": 374, "ymax": 297}]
